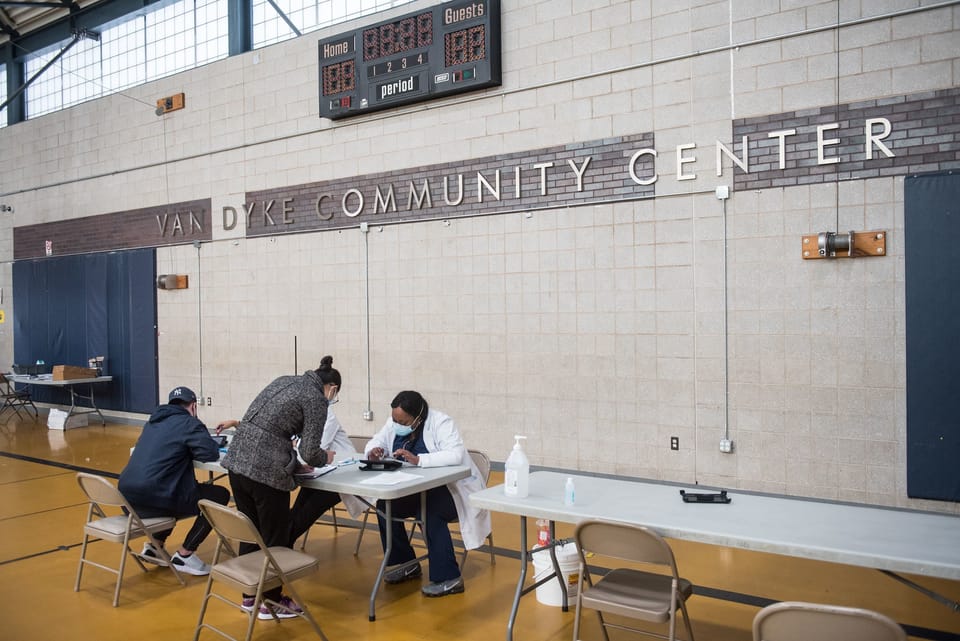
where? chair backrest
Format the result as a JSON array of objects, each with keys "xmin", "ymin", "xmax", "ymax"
[
  {"xmin": 575, "ymin": 519, "xmax": 680, "ymax": 575},
  {"xmin": 77, "ymin": 472, "xmax": 130, "ymax": 510},
  {"xmin": 198, "ymin": 498, "xmax": 268, "ymax": 549},
  {"xmin": 753, "ymin": 601, "xmax": 906, "ymax": 641},
  {"xmin": 0, "ymin": 373, "xmax": 14, "ymax": 394},
  {"xmin": 348, "ymin": 434, "xmax": 368, "ymax": 453},
  {"xmin": 468, "ymin": 449, "xmax": 491, "ymax": 483}
]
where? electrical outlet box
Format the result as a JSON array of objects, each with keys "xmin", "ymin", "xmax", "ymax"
[
  {"xmin": 719, "ymin": 438, "xmax": 734, "ymax": 453},
  {"xmin": 670, "ymin": 436, "xmax": 679, "ymax": 450},
  {"xmin": 363, "ymin": 410, "xmax": 374, "ymax": 421}
]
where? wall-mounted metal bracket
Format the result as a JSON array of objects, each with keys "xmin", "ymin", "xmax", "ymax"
[
  {"xmin": 801, "ymin": 230, "xmax": 887, "ymax": 259},
  {"xmin": 157, "ymin": 274, "xmax": 189, "ymax": 289},
  {"xmin": 156, "ymin": 92, "xmax": 185, "ymax": 115}
]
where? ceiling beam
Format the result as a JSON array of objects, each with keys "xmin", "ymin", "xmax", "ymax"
[{"xmin": 0, "ymin": 1, "xmax": 68, "ymax": 7}]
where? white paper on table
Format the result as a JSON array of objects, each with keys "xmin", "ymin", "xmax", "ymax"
[{"xmin": 359, "ymin": 471, "xmax": 421, "ymax": 485}]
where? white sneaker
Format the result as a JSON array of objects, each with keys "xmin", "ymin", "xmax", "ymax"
[
  {"xmin": 171, "ymin": 552, "xmax": 211, "ymax": 576},
  {"xmin": 139, "ymin": 542, "xmax": 169, "ymax": 566}
]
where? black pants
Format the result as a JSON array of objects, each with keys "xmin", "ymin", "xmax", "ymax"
[
  {"xmin": 135, "ymin": 483, "xmax": 230, "ymax": 552},
  {"xmin": 377, "ymin": 485, "xmax": 460, "ymax": 583},
  {"xmin": 289, "ymin": 488, "xmax": 341, "ymax": 547},
  {"xmin": 227, "ymin": 471, "xmax": 292, "ymax": 602}
]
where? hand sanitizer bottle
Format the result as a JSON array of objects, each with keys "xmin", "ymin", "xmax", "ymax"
[
  {"xmin": 504, "ymin": 435, "xmax": 529, "ymax": 498},
  {"xmin": 563, "ymin": 476, "xmax": 575, "ymax": 506}
]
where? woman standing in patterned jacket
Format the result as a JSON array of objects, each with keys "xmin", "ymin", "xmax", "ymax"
[{"xmin": 217, "ymin": 356, "xmax": 339, "ymax": 619}]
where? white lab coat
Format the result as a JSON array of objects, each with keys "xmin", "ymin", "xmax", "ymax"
[
  {"xmin": 297, "ymin": 405, "xmax": 367, "ymax": 518},
  {"xmin": 364, "ymin": 409, "xmax": 491, "ymax": 550}
]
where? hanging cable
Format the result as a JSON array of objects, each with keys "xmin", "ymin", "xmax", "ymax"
[{"xmin": 363, "ymin": 225, "xmax": 373, "ymax": 419}]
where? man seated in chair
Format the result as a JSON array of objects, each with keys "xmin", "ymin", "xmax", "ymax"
[{"xmin": 119, "ymin": 386, "xmax": 230, "ymax": 575}]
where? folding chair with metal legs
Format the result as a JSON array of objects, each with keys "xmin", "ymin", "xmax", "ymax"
[
  {"xmin": 752, "ymin": 601, "xmax": 907, "ymax": 641},
  {"xmin": 74, "ymin": 472, "xmax": 185, "ymax": 607},
  {"xmin": 406, "ymin": 449, "xmax": 496, "ymax": 568},
  {"xmin": 0, "ymin": 373, "xmax": 38, "ymax": 421},
  {"xmin": 573, "ymin": 520, "xmax": 695, "ymax": 641},
  {"xmin": 194, "ymin": 499, "xmax": 329, "ymax": 641}
]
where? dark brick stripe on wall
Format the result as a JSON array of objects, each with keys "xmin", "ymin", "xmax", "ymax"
[
  {"xmin": 245, "ymin": 133, "xmax": 656, "ymax": 236},
  {"xmin": 13, "ymin": 199, "xmax": 212, "ymax": 260},
  {"xmin": 733, "ymin": 87, "xmax": 960, "ymax": 191}
]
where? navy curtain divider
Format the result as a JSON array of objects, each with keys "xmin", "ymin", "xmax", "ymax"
[
  {"xmin": 904, "ymin": 172, "xmax": 960, "ymax": 502},
  {"xmin": 12, "ymin": 249, "xmax": 158, "ymax": 414}
]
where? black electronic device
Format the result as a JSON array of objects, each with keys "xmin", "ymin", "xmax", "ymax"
[
  {"xmin": 359, "ymin": 458, "xmax": 404, "ymax": 471},
  {"xmin": 12, "ymin": 363, "xmax": 52, "ymax": 376},
  {"xmin": 318, "ymin": 0, "xmax": 501, "ymax": 119},
  {"xmin": 680, "ymin": 489, "xmax": 731, "ymax": 504}
]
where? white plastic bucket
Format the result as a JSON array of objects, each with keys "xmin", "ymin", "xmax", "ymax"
[{"xmin": 531, "ymin": 543, "xmax": 580, "ymax": 606}]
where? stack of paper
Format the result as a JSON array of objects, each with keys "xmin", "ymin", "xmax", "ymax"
[
  {"xmin": 294, "ymin": 464, "xmax": 337, "ymax": 479},
  {"xmin": 359, "ymin": 471, "xmax": 421, "ymax": 485},
  {"xmin": 47, "ymin": 409, "xmax": 88, "ymax": 430}
]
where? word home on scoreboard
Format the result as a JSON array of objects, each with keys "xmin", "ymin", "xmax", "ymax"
[{"xmin": 319, "ymin": 0, "xmax": 501, "ymax": 120}]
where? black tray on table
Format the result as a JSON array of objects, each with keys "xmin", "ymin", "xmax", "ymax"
[
  {"xmin": 359, "ymin": 459, "xmax": 403, "ymax": 471},
  {"xmin": 680, "ymin": 489, "xmax": 731, "ymax": 504}
]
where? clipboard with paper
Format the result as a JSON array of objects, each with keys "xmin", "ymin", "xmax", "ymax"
[{"xmin": 294, "ymin": 464, "xmax": 337, "ymax": 480}]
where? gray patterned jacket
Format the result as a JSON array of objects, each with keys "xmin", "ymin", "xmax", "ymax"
[{"xmin": 221, "ymin": 370, "xmax": 329, "ymax": 491}]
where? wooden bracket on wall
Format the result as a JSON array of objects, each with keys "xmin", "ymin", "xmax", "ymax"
[
  {"xmin": 157, "ymin": 274, "xmax": 189, "ymax": 289},
  {"xmin": 156, "ymin": 92, "xmax": 185, "ymax": 115},
  {"xmin": 801, "ymin": 230, "xmax": 887, "ymax": 259}
]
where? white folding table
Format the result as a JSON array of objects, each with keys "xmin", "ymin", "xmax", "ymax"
[
  {"xmin": 197, "ymin": 457, "xmax": 470, "ymax": 621},
  {"xmin": 469, "ymin": 470, "xmax": 960, "ymax": 641},
  {"xmin": 7, "ymin": 373, "xmax": 114, "ymax": 425}
]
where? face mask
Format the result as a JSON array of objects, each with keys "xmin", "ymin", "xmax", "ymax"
[{"xmin": 393, "ymin": 421, "xmax": 414, "ymax": 437}]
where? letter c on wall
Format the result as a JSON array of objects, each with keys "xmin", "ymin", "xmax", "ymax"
[{"xmin": 629, "ymin": 148, "xmax": 658, "ymax": 186}]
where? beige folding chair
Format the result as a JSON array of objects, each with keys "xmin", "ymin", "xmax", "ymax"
[
  {"xmin": 0, "ymin": 373, "xmax": 38, "ymax": 420},
  {"xmin": 573, "ymin": 520, "xmax": 695, "ymax": 641},
  {"xmin": 752, "ymin": 601, "xmax": 906, "ymax": 641},
  {"xmin": 458, "ymin": 449, "xmax": 496, "ymax": 566},
  {"xmin": 194, "ymin": 499, "xmax": 328, "ymax": 641},
  {"xmin": 74, "ymin": 472, "xmax": 185, "ymax": 607},
  {"xmin": 407, "ymin": 449, "xmax": 496, "ymax": 568}
]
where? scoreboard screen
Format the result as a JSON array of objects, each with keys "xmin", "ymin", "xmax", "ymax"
[{"xmin": 319, "ymin": 0, "xmax": 501, "ymax": 119}]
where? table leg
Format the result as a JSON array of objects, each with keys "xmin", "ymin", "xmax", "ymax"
[
  {"xmin": 506, "ymin": 516, "xmax": 528, "ymax": 641},
  {"xmin": 504, "ymin": 517, "xmax": 575, "ymax": 641},
  {"xmin": 880, "ymin": 570, "xmax": 960, "ymax": 612},
  {"xmin": 420, "ymin": 489, "xmax": 431, "ymax": 557},
  {"xmin": 65, "ymin": 383, "xmax": 107, "ymax": 425},
  {"xmin": 79, "ymin": 383, "xmax": 106, "ymax": 425},
  {"xmin": 369, "ymin": 499, "xmax": 392, "ymax": 621}
]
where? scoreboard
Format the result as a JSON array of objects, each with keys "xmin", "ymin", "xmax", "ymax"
[{"xmin": 318, "ymin": 0, "xmax": 501, "ymax": 119}]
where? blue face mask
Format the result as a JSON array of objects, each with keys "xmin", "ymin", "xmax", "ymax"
[{"xmin": 393, "ymin": 421, "xmax": 414, "ymax": 437}]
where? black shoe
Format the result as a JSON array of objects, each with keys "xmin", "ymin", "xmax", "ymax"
[
  {"xmin": 422, "ymin": 577, "xmax": 465, "ymax": 597},
  {"xmin": 384, "ymin": 562, "xmax": 422, "ymax": 584},
  {"xmin": 139, "ymin": 542, "xmax": 169, "ymax": 567}
]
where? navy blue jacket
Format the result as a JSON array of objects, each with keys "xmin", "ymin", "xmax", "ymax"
[{"xmin": 119, "ymin": 404, "xmax": 220, "ymax": 516}]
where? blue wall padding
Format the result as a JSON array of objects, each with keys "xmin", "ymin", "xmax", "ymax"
[
  {"xmin": 12, "ymin": 249, "xmax": 158, "ymax": 414},
  {"xmin": 905, "ymin": 172, "xmax": 960, "ymax": 502}
]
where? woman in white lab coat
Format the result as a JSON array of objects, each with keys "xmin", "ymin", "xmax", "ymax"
[{"xmin": 365, "ymin": 390, "xmax": 491, "ymax": 597}]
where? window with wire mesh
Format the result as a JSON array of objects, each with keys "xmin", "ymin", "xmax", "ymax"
[
  {"xmin": 253, "ymin": 0, "xmax": 415, "ymax": 49},
  {"xmin": 24, "ymin": 0, "xmax": 228, "ymax": 119}
]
